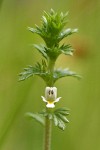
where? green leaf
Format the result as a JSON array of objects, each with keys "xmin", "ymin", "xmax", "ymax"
[
  {"xmin": 28, "ymin": 26, "xmax": 41, "ymax": 35},
  {"xmin": 55, "ymin": 107, "xmax": 69, "ymax": 112},
  {"xmin": 55, "ymin": 107, "xmax": 69, "ymax": 116},
  {"xmin": 58, "ymin": 28, "xmax": 78, "ymax": 42},
  {"xmin": 54, "ymin": 108, "xmax": 69, "ymax": 123},
  {"xmin": 25, "ymin": 112, "xmax": 45, "ymax": 126},
  {"xmin": 19, "ymin": 65, "xmax": 35, "ymax": 81},
  {"xmin": 53, "ymin": 68, "xmax": 81, "ymax": 83},
  {"xmin": 33, "ymin": 44, "xmax": 47, "ymax": 59},
  {"xmin": 52, "ymin": 107, "xmax": 70, "ymax": 130},
  {"xmin": 28, "ymin": 27, "xmax": 36, "ymax": 33},
  {"xmin": 60, "ymin": 44, "xmax": 74, "ymax": 56},
  {"xmin": 19, "ymin": 60, "xmax": 47, "ymax": 81},
  {"xmin": 53, "ymin": 114, "xmax": 59, "ymax": 126},
  {"xmin": 56, "ymin": 113, "xmax": 69, "ymax": 123},
  {"xmin": 42, "ymin": 16, "xmax": 48, "ymax": 26},
  {"xmin": 57, "ymin": 117, "xmax": 66, "ymax": 130}
]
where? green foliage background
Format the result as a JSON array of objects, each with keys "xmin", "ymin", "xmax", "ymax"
[{"xmin": 0, "ymin": 0, "xmax": 100, "ymax": 150}]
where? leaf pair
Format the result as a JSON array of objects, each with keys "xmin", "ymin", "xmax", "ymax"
[
  {"xmin": 34, "ymin": 43, "xmax": 74, "ymax": 61},
  {"xmin": 19, "ymin": 62, "xmax": 81, "ymax": 83},
  {"xmin": 26, "ymin": 108, "xmax": 69, "ymax": 131}
]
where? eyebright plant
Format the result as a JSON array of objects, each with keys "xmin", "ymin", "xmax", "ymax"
[{"xmin": 19, "ymin": 9, "xmax": 80, "ymax": 150}]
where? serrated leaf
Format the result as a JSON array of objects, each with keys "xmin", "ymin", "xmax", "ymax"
[
  {"xmin": 28, "ymin": 27, "xmax": 36, "ymax": 33},
  {"xmin": 57, "ymin": 117, "xmax": 66, "ymax": 130},
  {"xmin": 28, "ymin": 26, "xmax": 40, "ymax": 34},
  {"xmin": 52, "ymin": 107, "xmax": 70, "ymax": 130},
  {"xmin": 53, "ymin": 68, "xmax": 81, "ymax": 83},
  {"xmin": 55, "ymin": 107, "xmax": 69, "ymax": 116},
  {"xmin": 56, "ymin": 113, "xmax": 69, "ymax": 123},
  {"xmin": 19, "ymin": 60, "xmax": 48, "ymax": 81},
  {"xmin": 25, "ymin": 112, "xmax": 45, "ymax": 126},
  {"xmin": 55, "ymin": 107, "xmax": 69, "ymax": 112},
  {"xmin": 19, "ymin": 65, "xmax": 35, "ymax": 81},
  {"xmin": 60, "ymin": 44, "xmax": 74, "ymax": 56},
  {"xmin": 53, "ymin": 114, "xmax": 59, "ymax": 126},
  {"xmin": 34, "ymin": 44, "xmax": 47, "ymax": 59},
  {"xmin": 42, "ymin": 16, "xmax": 48, "ymax": 25},
  {"xmin": 58, "ymin": 111, "xmax": 69, "ymax": 116},
  {"xmin": 58, "ymin": 28, "xmax": 78, "ymax": 42},
  {"xmin": 53, "ymin": 113, "xmax": 66, "ymax": 130}
]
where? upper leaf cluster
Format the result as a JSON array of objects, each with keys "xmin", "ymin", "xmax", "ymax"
[
  {"xmin": 28, "ymin": 9, "xmax": 78, "ymax": 60},
  {"xmin": 19, "ymin": 9, "xmax": 80, "ymax": 85},
  {"xmin": 28, "ymin": 9, "xmax": 68, "ymax": 47}
]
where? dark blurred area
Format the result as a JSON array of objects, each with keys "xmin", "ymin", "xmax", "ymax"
[{"xmin": 0, "ymin": 0, "xmax": 100, "ymax": 150}]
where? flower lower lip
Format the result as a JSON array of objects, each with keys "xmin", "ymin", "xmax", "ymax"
[{"xmin": 46, "ymin": 103, "xmax": 55, "ymax": 108}]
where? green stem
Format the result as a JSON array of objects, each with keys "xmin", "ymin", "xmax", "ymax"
[
  {"xmin": 44, "ymin": 58, "xmax": 55, "ymax": 150},
  {"xmin": 44, "ymin": 116, "xmax": 52, "ymax": 150},
  {"xmin": 48, "ymin": 58, "xmax": 55, "ymax": 73},
  {"xmin": 47, "ymin": 58, "xmax": 55, "ymax": 86}
]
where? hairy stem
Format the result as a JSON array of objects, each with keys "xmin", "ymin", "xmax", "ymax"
[{"xmin": 44, "ymin": 117, "xmax": 52, "ymax": 150}]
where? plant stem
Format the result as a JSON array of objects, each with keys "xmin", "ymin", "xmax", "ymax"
[
  {"xmin": 44, "ymin": 58, "xmax": 55, "ymax": 150},
  {"xmin": 48, "ymin": 58, "xmax": 55, "ymax": 73},
  {"xmin": 47, "ymin": 58, "xmax": 55, "ymax": 86},
  {"xmin": 44, "ymin": 116, "xmax": 52, "ymax": 150}
]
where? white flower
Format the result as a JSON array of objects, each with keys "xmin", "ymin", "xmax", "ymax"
[{"xmin": 41, "ymin": 87, "xmax": 61, "ymax": 108}]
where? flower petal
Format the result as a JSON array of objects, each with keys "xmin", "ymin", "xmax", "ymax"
[
  {"xmin": 46, "ymin": 103, "xmax": 55, "ymax": 108},
  {"xmin": 52, "ymin": 87, "xmax": 57, "ymax": 99},
  {"xmin": 41, "ymin": 96, "xmax": 47, "ymax": 102},
  {"xmin": 54, "ymin": 97, "xmax": 62, "ymax": 103},
  {"xmin": 45, "ymin": 87, "xmax": 51, "ymax": 99}
]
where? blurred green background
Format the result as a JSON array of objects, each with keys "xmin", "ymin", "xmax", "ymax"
[{"xmin": 0, "ymin": 0, "xmax": 100, "ymax": 150}]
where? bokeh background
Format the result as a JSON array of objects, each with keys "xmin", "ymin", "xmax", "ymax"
[{"xmin": 0, "ymin": 0, "xmax": 100, "ymax": 150}]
